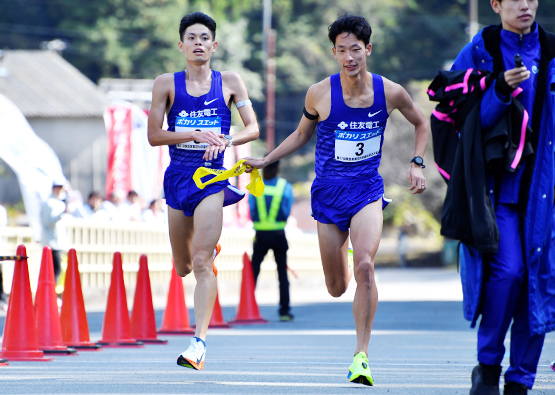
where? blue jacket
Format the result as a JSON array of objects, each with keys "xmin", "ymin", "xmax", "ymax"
[{"xmin": 452, "ymin": 24, "xmax": 555, "ymax": 335}]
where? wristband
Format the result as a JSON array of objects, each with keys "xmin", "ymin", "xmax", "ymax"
[{"xmin": 236, "ymin": 100, "xmax": 252, "ymax": 109}]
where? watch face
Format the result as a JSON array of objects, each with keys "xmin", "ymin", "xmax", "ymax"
[
  {"xmin": 412, "ymin": 156, "xmax": 423, "ymax": 165},
  {"xmin": 223, "ymin": 135, "xmax": 232, "ymax": 141}
]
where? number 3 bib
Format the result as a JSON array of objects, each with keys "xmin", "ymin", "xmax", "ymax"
[{"xmin": 335, "ymin": 128, "xmax": 383, "ymax": 162}]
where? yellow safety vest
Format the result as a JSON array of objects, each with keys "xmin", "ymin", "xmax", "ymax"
[{"xmin": 253, "ymin": 178, "xmax": 287, "ymax": 231}]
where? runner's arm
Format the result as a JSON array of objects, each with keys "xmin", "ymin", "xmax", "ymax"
[
  {"xmin": 223, "ymin": 72, "xmax": 259, "ymax": 146},
  {"xmin": 243, "ymin": 84, "xmax": 321, "ymax": 169},
  {"xmin": 147, "ymin": 74, "xmax": 224, "ymax": 147}
]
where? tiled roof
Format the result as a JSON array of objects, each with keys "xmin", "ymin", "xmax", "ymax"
[{"xmin": 0, "ymin": 50, "xmax": 108, "ymax": 118}]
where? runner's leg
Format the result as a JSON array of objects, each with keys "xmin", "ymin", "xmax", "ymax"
[
  {"xmin": 317, "ymin": 222, "xmax": 351, "ymax": 297},
  {"xmin": 349, "ymin": 200, "xmax": 382, "ymax": 356},
  {"xmin": 191, "ymin": 191, "xmax": 224, "ymax": 340},
  {"xmin": 168, "ymin": 207, "xmax": 194, "ymax": 277}
]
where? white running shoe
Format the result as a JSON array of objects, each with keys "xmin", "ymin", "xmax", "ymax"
[{"xmin": 177, "ymin": 337, "xmax": 206, "ymax": 370}]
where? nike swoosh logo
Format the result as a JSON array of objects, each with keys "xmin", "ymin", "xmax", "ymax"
[
  {"xmin": 204, "ymin": 98, "xmax": 218, "ymax": 105},
  {"xmin": 197, "ymin": 352, "xmax": 205, "ymax": 364},
  {"xmin": 368, "ymin": 110, "xmax": 382, "ymax": 118}
]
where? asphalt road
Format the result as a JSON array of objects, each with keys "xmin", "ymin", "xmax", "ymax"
[{"xmin": 1, "ymin": 268, "xmax": 555, "ymax": 394}]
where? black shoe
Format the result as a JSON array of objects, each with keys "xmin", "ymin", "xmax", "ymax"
[
  {"xmin": 503, "ymin": 381, "xmax": 528, "ymax": 395},
  {"xmin": 470, "ymin": 363, "xmax": 501, "ymax": 395}
]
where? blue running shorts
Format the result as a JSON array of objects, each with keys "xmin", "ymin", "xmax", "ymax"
[
  {"xmin": 311, "ymin": 174, "xmax": 388, "ymax": 232},
  {"xmin": 164, "ymin": 165, "xmax": 245, "ymax": 217}
]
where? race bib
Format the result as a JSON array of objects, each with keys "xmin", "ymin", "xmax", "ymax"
[
  {"xmin": 175, "ymin": 117, "xmax": 221, "ymax": 150},
  {"xmin": 334, "ymin": 128, "xmax": 382, "ymax": 162}
]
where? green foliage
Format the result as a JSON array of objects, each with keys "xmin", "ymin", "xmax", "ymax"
[
  {"xmin": 61, "ymin": 0, "xmax": 190, "ymax": 79},
  {"xmin": 4, "ymin": 0, "xmax": 555, "ymax": 85},
  {"xmin": 3, "ymin": 0, "xmax": 555, "ymax": 224},
  {"xmin": 211, "ymin": 18, "xmax": 264, "ymax": 100},
  {"xmin": 190, "ymin": 0, "xmax": 260, "ymax": 20}
]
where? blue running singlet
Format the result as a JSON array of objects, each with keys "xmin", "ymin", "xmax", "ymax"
[
  {"xmin": 163, "ymin": 70, "xmax": 243, "ymax": 216},
  {"xmin": 315, "ymin": 73, "xmax": 389, "ymax": 180},
  {"xmin": 167, "ymin": 70, "xmax": 232, "ymax": 170},
  {"xmin": 311, "ymin": 73, "xmax": 389, "ymax": 231}
]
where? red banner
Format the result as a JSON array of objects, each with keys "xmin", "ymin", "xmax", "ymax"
[{"xmin": 104, "ymin": 105, "xmax": 132, "ymax": 199}]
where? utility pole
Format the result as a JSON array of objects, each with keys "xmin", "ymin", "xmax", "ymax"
[
  {"xmin": 263, "ymin": 0, "xmax": 276, "ymax": 151},
  {"xmin": 265, "ymin": 31, "xmax": 276, "ymax": 152},
  {"xmin": 469, "ymin": 0, "xmax": 479, "ymax": 41}
]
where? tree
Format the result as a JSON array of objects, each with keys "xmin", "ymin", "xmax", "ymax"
[{"xmin": 3, "ymin": 0, "xmax": 555, "ymax": 221}]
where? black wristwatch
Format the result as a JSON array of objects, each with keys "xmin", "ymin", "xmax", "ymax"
[{"xmin": 410, "ymin": 156, "xmax": 426, "ymax": 168}]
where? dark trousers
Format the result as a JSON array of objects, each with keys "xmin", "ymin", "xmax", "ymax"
[
  {"xmin": 51, "ymin": 249, "xmax": 62, "ymax": 284},
  {"xmin": 251, "ymin": 230, "xmax": 290, "ymax": 315}
]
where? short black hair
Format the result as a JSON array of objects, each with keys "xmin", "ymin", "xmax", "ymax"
[
  {"xmin": 179, "ymin": 12, "xmax": 216, "ymax": 41},
  {"xmin": 328, "ymin": 14, "xmax": 372, "ymax": 46}
]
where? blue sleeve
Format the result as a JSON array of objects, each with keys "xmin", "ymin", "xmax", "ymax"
[
  {"xmin": 281, "ymin": 182, "xmax": 294, "ymax": 218},
  {"xmin": 451, "ymin": 42, "xmax": 476, "ymax": 71}
]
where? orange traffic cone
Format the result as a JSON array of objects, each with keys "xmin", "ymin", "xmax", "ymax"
[
  {"xmin": 208, "ymin": 287, "xmax": 231, "ymax": 328},
  {"xmin": 35, "ymin": 247, "xmax": 77, "ymax": 355},
  {"xmin": 130, "ymin": 255, "xmax": 167, "ymax": 344},
  {"xmin": 0, "ymin": 245, "xmax": 53, "ymax": 361},
  {"xmin": 229, "ymin": 253, "xmax": 268, "ymax": 325},
  {"xmin": 157, "ymin": 262, "xmax": 194, "ymax": 334},
  {"xmin": 60, "ymin": 249, "xmax": 102, "ymax": 351},
  {"xmin": 97, "ymin": 252, "xmax": 144, "ymax": 348}
]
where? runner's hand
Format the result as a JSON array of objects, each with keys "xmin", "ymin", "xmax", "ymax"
[
  {"xmin": 241, "ymin": 157, "xmax": 266, "ymax": 173},
  {"xmin": 203, "ymin": 144, "xmax": 226, "ymax": 161},
  {"xmin": 192, "ymin": 130, "xmax": 224, "ymax": 146},
  {"xmin": 407, "ymin": 163, "xmax": 426, "ymax": 195},
  {"xmin": 192, "ymin": 131, "xmax": 224, "ymax": 161}
]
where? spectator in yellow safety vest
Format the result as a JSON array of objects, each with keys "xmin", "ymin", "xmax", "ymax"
[{"xmin": 248, "ymin": 159, "xmax": 294, "ymax": 321}]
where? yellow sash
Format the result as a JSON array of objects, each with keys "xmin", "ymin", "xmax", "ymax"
[{"xmin": 192, "ymin": 159, "xmax": 265, "ymax": 197}]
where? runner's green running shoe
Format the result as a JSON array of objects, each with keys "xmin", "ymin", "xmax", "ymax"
[{"xmin": 348, "ymin": 352, "xmax": 374, "ymax": 386}]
